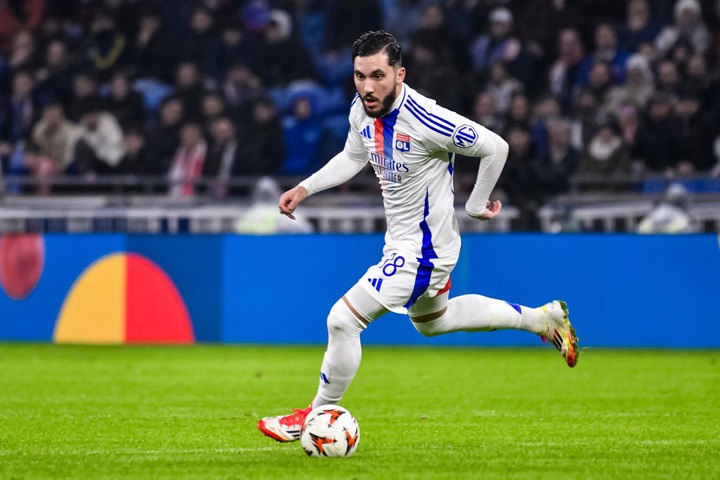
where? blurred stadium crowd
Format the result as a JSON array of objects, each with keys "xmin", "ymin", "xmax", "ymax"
[{"xmin": 0, "ymin": 0, "xmax": 719, "ymax": 228}]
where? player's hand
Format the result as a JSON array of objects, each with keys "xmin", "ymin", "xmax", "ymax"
[
  {"xmin": 278, "ymin": 186, "xmax": 308, "ymax": 220},
  {"xmin": 468, "ymin": 200, "xmax": 502, "ymax": 221}
]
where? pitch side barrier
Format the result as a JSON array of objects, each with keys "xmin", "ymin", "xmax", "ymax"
[{"xmin": 0, "ymin": 234, "xmax": 717, "ymax": 348}]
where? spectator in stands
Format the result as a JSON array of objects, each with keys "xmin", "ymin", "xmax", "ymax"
[
  {"xmin": 472, "ymin": 91, "xmax": 504, "ymax": 134},
  {"xmin": 532, "ymin": 117, "xmax": 580, "ymax": 199},
  {"xmin": 666, "ymin": 36, "xmax": 695, "ymax": 74},
  {"xmin": 0, "ymin": 70, "xmax": 39, "ymax": 144},
  {"xmin": 403, "ymin": 32, "xmax": 462, "ymax": 112},
  {"xmin": 35, "ymin": 10, "xmax": 68, "ymax": 52},
  {"xmin": 7, "ymin": 30, "xmax": 41, "ymax": 72},
  {"xmin": 570, "ymin": 89, "xmax": 602, "ymax": 150},
  {"xmin": 172, "ymin": 61, "xmax": 208, "ymax": 121},
  {"xmin": 146, "ymin": 97, "xmax": 185, "ymax": 173},
  {"xmin": 411, "ymin": 2, "xmax": 467, "ymax": 71},
  {"xmin": 655, "ymin": 59, "xmax": 682, "ymax": 98},
  {"xmin": 211, "ymin": 20, "xmax": 262, "ymax": 86},
  {"xmin": 504, "ymin": 92, "xmax": 532, "ymax": 132},
  {"xmin": 577, "ymin": 23, "xmax": 630, "ymax": 87},
  {"xmin": 179, "ymin": 6, "xmax": 219, "ymax": 75},
  {"xmin": 616, "ymin": 102, "xmax": 641, "ymax": 147},
  {"xmin": 22, "ymin": 141, "xmax": 55, "ymax": 195},
  {"xmin": 116, "ymin": 128, "xmax": 154, "ymax": 175},
  {"xmin": 655, "ymin": 0, "xmax": 710, "ymax": 56},
  {"xmin": 203, "ymin": 116, "xmax": 242, "ymax": 198},
  {"xmin": 30, "ymin": 101, "xmax": 80, "ymax": 174},
  {"xmin": 0, "ymin": 0, "xmax": 44, "ymax": 55},
  {"xmin": 200, "ymin": 91, "xmax": 228, "ymax": 131},
  {"xmin": 585, "ymin": 60, "xmax": 615, "ymax": 107},
  {"xmin": 637, "ymin": 182, "xmax": 698, "ymax": 233},
  {"xmin": 129, "ymin": 7, "xmax": 178, "ymax": 82},
  {"xmin": 258, "ymin": 9, "xmax": 319, "ymax": 88},
  {"xmin": 282, "ymin": 93, "xmax": 323, "ymax": 175},
  {"xmin": 617, "ymin": 0, "xmax": 662, "ymax": 52},
  {"xmin": 675, "ymin": 92, "xmax": 719, "ymax": 174},
  {"xmin": 237, "ymin": 97, "xmax": 285, "ymax": 176},
  {"xmin": 605, "ymin": 53, "xmax": 656, "ymax": 114},
  {"xmin": 632, "ymin": 93, "xmax": 680, "ymax": 175},
  {"xmin": 73, "ymin": 99, "xmax": 124, "ymax": 174},
  {"xmin": 223, "ymin": 63, "xmax": 266, "ymax": 130},
  {"xmin": 578, "ymin": 118, "xmax": 632, "ymax": 190},
  {"xmin": 498, "ymin": 125, "xmax": 541, "ymax": 230},
  {"xmin": 516, "ymin": 0, "xmax": 583, "ymax": 67},
  {"xmin": 68, "ymin": 71, "xmax": 101, "ymax": 121},
  {"xmin": 83, "ymin": 9, "xmax": 129, "ymax": 82},
  {"xmin": 470, "ymin": 7, "xmax": 536, "ymax": 91},
  {"xmin": 104, "ymin": 71, "xmax": 146, "ymax": 130},
  {"xmin": 35, "ymin": 39, "xmax": 75, "ymax": 107},
  {"xmin": 235, "ymin": 176, "xmax": 313, "ymax": 234},
  {"xmin": 485, "ymin": 63, "xmax": 523, "ymax": 115},
  {"xmin": 168, "ymin": 122, "xmax": 207, "ymax": 196},
  {"xmin": 530, "ymin": 95, "xmax": 562, "ymax": 157},
  {"xmin": 683, "ymin": 54, "xmax": 713, "ymax": 103},
  {"xmin": 548, "ymin": 28, "xmax": 585, "ymax": 112}
]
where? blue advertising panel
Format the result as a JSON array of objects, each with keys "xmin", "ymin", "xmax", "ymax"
[{"xmin": 1, "ymin": 233, "xmax": 718, "ymax": 347}]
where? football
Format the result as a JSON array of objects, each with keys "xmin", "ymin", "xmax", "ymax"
[{"xmin": 300, "ymin": 405, "xmax": 360, "ymax": 457}]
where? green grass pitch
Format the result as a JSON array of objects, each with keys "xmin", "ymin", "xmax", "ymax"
[{"xmin": 1, "ymin": 344, "xmax": 718, "ymax": 479}]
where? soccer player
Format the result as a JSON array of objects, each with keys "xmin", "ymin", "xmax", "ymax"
[{"xmin": 258, "ymin": 31, "xmax": 579, "ymax": 443}]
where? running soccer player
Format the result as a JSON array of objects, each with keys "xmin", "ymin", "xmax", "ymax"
[{"xmin": 258, "ymin": 31, "xmax": 579, "ymax": 443}]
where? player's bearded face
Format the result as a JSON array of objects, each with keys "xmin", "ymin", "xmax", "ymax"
[{"xmin": 354, "ymin": 53, "xmax": 405, "ymax": 118}]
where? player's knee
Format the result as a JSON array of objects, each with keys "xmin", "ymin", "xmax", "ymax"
[
  {"xmin": 410, "ymin": 307, "xmax": 448, "ymax": 337},
  {"xmin": 327, "ymin": 300, "xmax": 363, "ymax": 337},
  {"xmin": 411, "ymin": 319, "xmax": 442, "ymax": 337}
]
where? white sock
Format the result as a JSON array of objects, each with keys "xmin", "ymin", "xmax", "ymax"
[
  {"xmin": 412, "ymin": 294, "xmax": 545, "ymax": 337},
  {"xmin": 312, "ymin": 299, "xmax": 366, "ymax": 408}
]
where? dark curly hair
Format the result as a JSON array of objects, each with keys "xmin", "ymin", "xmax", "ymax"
[{"xmin": 351, "ymin": 31, "xmax": 402, "ymax": 67}]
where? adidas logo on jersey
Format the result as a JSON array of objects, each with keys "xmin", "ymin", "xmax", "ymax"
[{"xmin": 360, "ymin": 125, "xmax": 372, "ymax": 139}]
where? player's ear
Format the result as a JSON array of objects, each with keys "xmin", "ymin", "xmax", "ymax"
[{"xmin": 396, "ymin": 67, "xmax": 406, "ymax": 84}]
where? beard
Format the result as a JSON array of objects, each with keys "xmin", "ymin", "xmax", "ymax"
[{"xmin": 362, "ymin": 89, "xmax": 398, "ymax": 118}]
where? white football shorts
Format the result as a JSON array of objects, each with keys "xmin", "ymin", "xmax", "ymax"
[{"xmin": 358, "ymin": 248, "xmax": 454, "ymax": 315}]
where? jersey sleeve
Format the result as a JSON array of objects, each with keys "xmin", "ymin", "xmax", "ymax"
[
  {"xmin": 404, "ymin": 98, "xmax": 508, "ymax": 216},
  {"xmin": 408, "ymin": 100, "xmax": 496, "ymax": 158}
]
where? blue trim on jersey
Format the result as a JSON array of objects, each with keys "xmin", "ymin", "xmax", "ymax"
[
  {"xmin": 407, "ymin": 97, "xmax": 456, "ymax": 129},
  {"xmin": 405, "ymin": 101, "xmax": 454, "ymax": 137},
  {"xmin": 351, "ymin": 93, "xmax": 359, "ymax": 107},
  {"xmin": 405, "ymin": 104, "xmax": 453, "ymax": 137},
  {"xmin": 406, "ymin": 96, "xmax": 456, "ymax": 131},
  {"xmin": 381, "ymin": 108, "xmax": 400, "ymax": 159},
  {"xmin": 404, "ymin": 190, "xmax": 439, "ymax": 309}
]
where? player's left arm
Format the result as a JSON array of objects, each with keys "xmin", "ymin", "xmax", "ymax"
[{"xmin": 422, "ymin": 103, "xmax": 508, "ymax": 220}]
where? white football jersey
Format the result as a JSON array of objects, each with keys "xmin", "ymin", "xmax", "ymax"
[{"xmin": 344, "ymin": 83, "xmax": 497, "ymax": 263}]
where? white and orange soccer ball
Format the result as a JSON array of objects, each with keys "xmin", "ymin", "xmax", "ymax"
[{"xmin": 300, "ymin": 405, "xmax": 360, "ymax": 457}]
